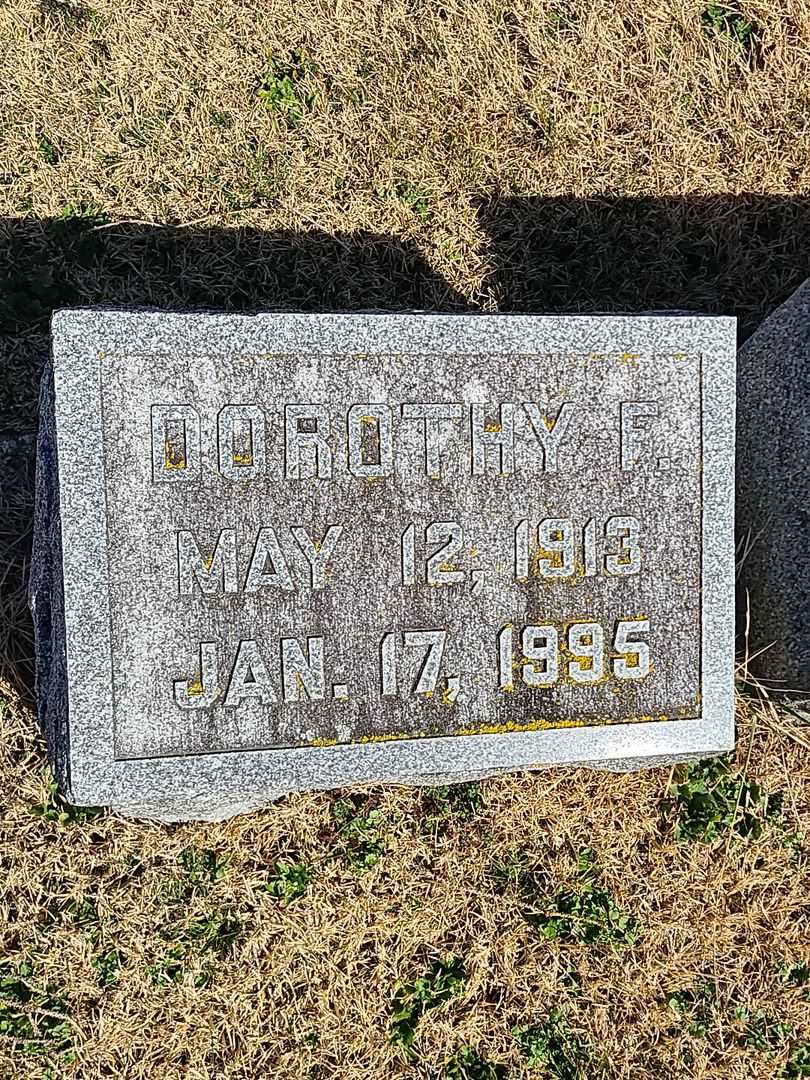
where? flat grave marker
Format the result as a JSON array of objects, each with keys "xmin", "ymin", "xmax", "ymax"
[{"xmin": 31, "ymin": 310, "xmax": 736, "ymax": 819}]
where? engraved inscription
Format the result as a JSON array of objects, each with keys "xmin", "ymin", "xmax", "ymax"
[
  {"xmin": 103, "ymin": 348, "xmax": 702, "ymax": 759},
  {"xmin": 148, "ymin": 400, "xmax": 588, "ymax": 481},
  {"xmin": 218, "ymin": 404, "xmax": 266, "ymax": 480},
  {"xmin": 151, "ymin": 404, "xmax": 201, "ymax": 482},
  {"xmin": 176, "ymin": 526, "xmax": 345, "ymax": 595},
  {"xmin": 497, "ymin": 618, "xmax": 651, "ymax": 691}
]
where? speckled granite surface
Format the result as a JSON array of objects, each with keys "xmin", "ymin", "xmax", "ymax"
[{"xmin": 31, "ymin": 309, "xmax": 735, "ymax": 820}]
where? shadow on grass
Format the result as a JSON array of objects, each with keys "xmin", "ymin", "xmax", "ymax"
[{"xmin": 1, "ymin": 194, "xmax": 809, "ymax": 690}]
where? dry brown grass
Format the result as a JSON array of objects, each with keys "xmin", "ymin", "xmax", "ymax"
[
  {"xmin": 0, "ymin": 683, "xmax": 808, "ymax": 1079},
  {"xmin": 2, "ymin": 0, "xmax": 810, "ymax": 434},
  {"xmin": 1, "ymin": 0, "xmax": 810, "ymax": 328},
  {"xmin": 2, "ymin": 0, "xmax": 810, "ymax": 225},
  {"xmin": 1, "ymin": 0, "xmax": 810, "ymax": 1077}
]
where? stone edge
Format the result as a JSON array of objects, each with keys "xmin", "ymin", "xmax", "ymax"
[{"xmin": 29, "ymin": 366, "xmax": 71, "ymax": 792}]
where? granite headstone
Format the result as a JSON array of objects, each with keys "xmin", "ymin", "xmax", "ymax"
[
  {"xmin": 737, "ymin": 277, "xmax": 810, "ymax": 692},
  {"xmin": 31, "ymin": 310, "xmax": 736, "ymax": 820}
]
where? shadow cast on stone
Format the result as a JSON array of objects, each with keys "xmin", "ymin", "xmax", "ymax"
[{"xmin": 2, "ymin": 193, "xmax": 810, "ymax": 692}]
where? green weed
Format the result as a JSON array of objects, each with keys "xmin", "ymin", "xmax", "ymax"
[
  {"xmin": 31, "ymin": 781, "xmax": 104, "ymax": 826},
  {"xmin": 420, "ymin": 782, "xmax": 485, "ymax": 837},
  {"xmin": 782, "ymin": 831, "xmax": 806, "ymax": 862},
  {"xmin": 779, "ymin": 961, "xmax": 810, "ymax": 990},
  {"xmin": 37, "ymin": 0, "xmax": 90, "ymax": 28},
  {"xmin": 513, "ymin": 1008, "xmax": 595, "ymax": 1078},
  {"xmin": 669, "ymin": 984, "xmax": 797, "ymax": 1053},
  {"xmin": 62, "ymin": 896, "xmax": 99, "ymax": 930},
  {"xmin": 301, "ymin": 1028, "xmax": 319, "ymax": 1049},
  {"xmin": 701, "ymin": 3, "xmax": 756, "ymax": 44},
  {"xmin": 258, "ymin": 52, "xmax": 316, "ymax": 128},
  {"xmin": 91, "ymin": 949, "xmax": 121, "ymax": 987},
  {"xmin": 38, "ymin": 894, "xmax": 123, "ymax": 987},
  {"xmin": 0, "ymin": 964, "xmax": 74, "ymax": 1063},
  {"xmin": 663, "ymin": 757, "xmax": 783, "ymax": 843},
  {"xmin": 219, "ymin": 145, "xmax": 292, "ymax": 211},
  {"xmin": 666, "ymin": 982, "xmax": 718, "ymax": 1037},
  {"xmin": 522, "ymin": 848, "xmax": 637, "ymax": 948},
  {"xmin": 178, "ymin": 846, "xmax": 230, "ymax": 885},
  {"xmin": 331, "ymin": 796, "xmax": 386, "ymax": 872},
  {"xmin": 94, "ymin": 78, "xmax": 113, "ymax": 104},
  {"xmin": 37, "ymin": 135, "xmax": 59, "ymax": 165},
  {"xmin": 701, "ymin": 4, "xmax": 762, "ymax": 65},
  {"xmin": 444, "ymin": 1046, "xmax": 508, "ymax": 1079},
  {"xmin": 546, "ymin": 5, "xmax": 579, "ymax": 34},
  {"xmin": 86, "ymin": 7, "xmax": 106, "ymax": 30},
  {"xmin": 676, "ymin": 92, "xmax": 697, "ymax": 119},
  {"xmin": 733, "ymin": 1007, "xmax": 793, "ymax": 1053},
  {"xmin": 389, "ymin": 955, "xmax": 466, "ymax": 1054},
  {"xmin": 488, "ymin": 848, "xmax": 532, "ymax": 892},
  {"xmin": 557, "ymin": 960, "xmax": 584, "ymax": 997},
  {"xmin": 265, "ymin": 861, "xmax": 312, "ymax": 901},
  {"xmin": 56, "ymin": 202, "xmax": 108, "ymax": 229},
  {"xmin": 146, "ymin": 948, "xmax": 186, "ymax": 987},
  {"xmin": 785, "ymin": 1041, "xmax": 810, "ymax": 1078},
  {"xmin": 389, "ymin": 180, "xmax": 433, "ymax": 220},
  {"xmin": 148, "ymin": 910, "xmax": 242, "ymax": 988},
  {"xmin": 182, "ymin": 912, "xmax": 242, "ymax": 955},
  {"xmin": 161, "ymin": 846, "xmax": 230, "ymax": 903},
  {"xmin": 42, "ymin": 3, "xmax": 107, "ymax": 31}
]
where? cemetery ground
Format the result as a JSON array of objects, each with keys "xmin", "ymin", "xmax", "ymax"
[
  {"xmin": 0, "ymin": 683, "xmax": 808, "ymax": 1079},
  {"xmin": 1, "ymin": 0, "xmax": 810, "ymax": 1077}
]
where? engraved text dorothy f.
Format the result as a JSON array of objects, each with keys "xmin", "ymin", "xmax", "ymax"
[{"xmin": 150, "ymin": 401, "xmax": 577, "ymax": 482}]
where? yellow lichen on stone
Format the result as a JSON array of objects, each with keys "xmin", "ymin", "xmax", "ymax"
[
  {"xmin": 163, "ymin": 436, "xmax": 186, "ymax": 470},
  {"xmin": 357, "ymin": 730, "xmax": 419, "ymax": 744}
]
